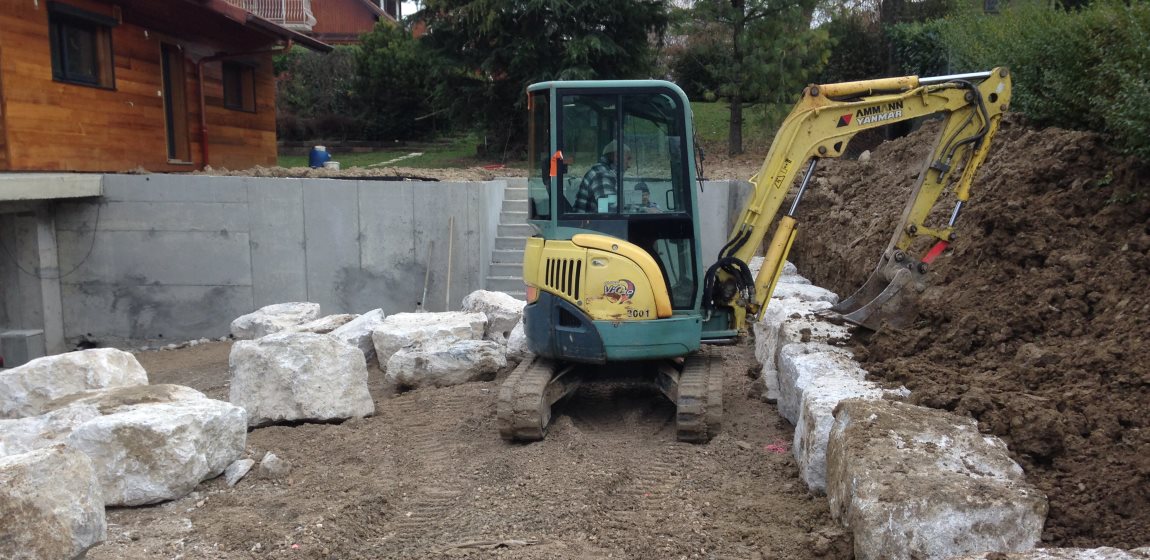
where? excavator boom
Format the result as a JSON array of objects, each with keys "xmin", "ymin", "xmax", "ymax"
[{"xmin": 712, "ymin": 68, "xmax": 1012, "ymax": 331}]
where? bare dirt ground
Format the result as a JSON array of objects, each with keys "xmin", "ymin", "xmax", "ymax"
[{"xmin": 88, "ymin": 341, "xmax": 850, "ymax": 559}]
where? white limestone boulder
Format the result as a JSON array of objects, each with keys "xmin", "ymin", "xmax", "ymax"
[
  {"xmin": 229, "ymin": 332, "xmax": 374, "ymax": 426},
  {"xmin": 505, "ymin": 319, "xmax": 533, "ymax": 361},
  {"xmin": 461, "ymin": 290, "xmax": 526, "ymax": 344},
  {"xmin": 330, "ymin": 308, "xmax": 386, "ymax": 360},
  {"xmin": 386, "ymin": 339, "xmax": 508, "ymax": 389},
  {"xmin": 777, "ymin": 342, "xmax": 864, "ymax": 424},
  {"xmin": 289, "ymin": 313, "xmax": 358, "ymax": 334},
  {"xmin": 0, "ymin": 348, "xmax": 148, "ymax": 419},
  {"xmin": 0, "ymin": 404, "xmax": 101, "ymax": 457},
  {"xmin": 949, "ymin": 548, "xmax": 1150, "ymax": 560},
  {"xmin": 230, "ymin": 302, "xmax": 321, "ymax": 340},
  {"xmin": 372, "ymin": 311, "xmax": 486, "ymax": 365},
  {"xmin": 794, "ymin": 375, "xmax": 884, "ymax": 493},
  {"xmin": 0, "ymin": 446, "xmax": 106, "ymax": 560},
  {"xmin": 752, "ymin": 298, "xmax": 839, "ymax": 402},
  {"xmin": 827, "ymin": 399, "xmax": 1047, "ymax": 560},
  {"xmin": 67, "ymin": 394, "xmax": 247, "ymax": 506}
]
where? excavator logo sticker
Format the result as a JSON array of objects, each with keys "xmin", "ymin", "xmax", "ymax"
[
  {"xmin": 603, "ymin": 280, "xmax": 636, "ymax": 304},
  {"xmin": 837, "ymin": 114, "xmax": 853, "ymax": 127},
  {"xmin": 854, "ymin": 101, "xmax": 905, "ymax": 125}
]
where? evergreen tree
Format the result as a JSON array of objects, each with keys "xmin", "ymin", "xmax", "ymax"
[{"xmin": 418, "ymin": 0, "xmax": 671, "ymax": 158}]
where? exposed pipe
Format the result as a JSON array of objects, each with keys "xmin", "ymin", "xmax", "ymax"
[{"xmin": 196, "ymin": 39, "xmax": 292, "ymax": 169}]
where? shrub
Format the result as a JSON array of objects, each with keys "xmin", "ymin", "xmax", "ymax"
[{"xmin": 939, "ymin": 0, "xmax": 1150, "ymax": 161}]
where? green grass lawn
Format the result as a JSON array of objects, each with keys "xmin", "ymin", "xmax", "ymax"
[
  {"xmin": 278, "ymin": 134, "xmax": 514, "ymax": 169},
  {"xmin": 279, "ymin": 104, "xmax": 782, "ymax": 169},
  {"xmin": 690, "ymin": 101, "xmax": 785, "ymax": 155}
]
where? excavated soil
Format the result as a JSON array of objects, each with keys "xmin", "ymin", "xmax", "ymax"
[
  {"xmin": 88, "ymin": 341, "xmax": 850, "ymax": 559},
  {"xmin": 789, "ymin": 115, "xmax": 1149, "ymax": 548}
]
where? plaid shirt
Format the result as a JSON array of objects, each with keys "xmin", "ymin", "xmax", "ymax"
[{"xmin": 573, "ymin": 157, "xmax": 618, "ymax": 213}]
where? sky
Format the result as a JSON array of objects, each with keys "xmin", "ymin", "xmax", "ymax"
[{"xmin": 400, "ymin": 1, "xmax": 420, "ymax": 19}]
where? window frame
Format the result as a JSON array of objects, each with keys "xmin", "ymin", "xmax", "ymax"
[
  {"xmin": 222, "ymin": 61, "xmax": 258, "ymax": 113},
  {"xmin": 48, "ymin": 2, "xmax": 118, "ymax": 89}
]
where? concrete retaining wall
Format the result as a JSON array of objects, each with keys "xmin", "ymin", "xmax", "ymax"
[
  {"xmin": 47, "ymin": 176, "xmax": 504, "ymax": 344},
  {"xmin": 1, "ymin": 175, "xmax": 744, "ymax": 350}
]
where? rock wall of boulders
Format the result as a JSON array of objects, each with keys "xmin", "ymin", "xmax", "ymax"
[{"xmin": 751, "ymin": 259, "xmax": 1148, "ymax": 560}]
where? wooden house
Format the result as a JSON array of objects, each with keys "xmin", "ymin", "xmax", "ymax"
[
  {"xmin": 310, "ymin": 0, "xmax": 398, "ymax": 44},
  {"xmin": 0, "ymin": 0, "xmax": 330, "ymax": 173},
  {"xmin": 226, "ymin": 0, "xmax": 399, "ymax": 45}
]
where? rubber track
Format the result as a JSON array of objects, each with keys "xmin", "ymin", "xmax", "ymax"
[
  {"xmin": 497, "ymin": 357, "xmax": 553, "ymax": 441},
  {"xmin": 676, "ymin": 355, "xmax": 722, "ymax": 443}
]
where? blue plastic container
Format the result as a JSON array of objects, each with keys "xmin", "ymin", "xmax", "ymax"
[{"xmin": 308, "ymin": 145, "xmax": 332, "ymax": 168}]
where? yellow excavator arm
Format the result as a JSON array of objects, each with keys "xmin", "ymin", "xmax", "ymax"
[{"xmin": 711, "ymin": 68, "xmax": 1012, "ymax": 331}]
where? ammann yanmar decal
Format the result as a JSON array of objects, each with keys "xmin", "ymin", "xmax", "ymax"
[
  {"xmin": 841, "ymin": 100, "xmax": 905, "ymax": 127},
  {"xmin": 603, "ymin": 279, "xmax": 636, "ymax": 304}
]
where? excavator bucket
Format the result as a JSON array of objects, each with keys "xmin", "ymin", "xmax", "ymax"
[{"xmin": 828, "ymin": 250, "xmax": 928, "ymax": 331}]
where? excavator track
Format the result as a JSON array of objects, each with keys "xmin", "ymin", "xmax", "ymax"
[
  {"xmin": 673, "ymin": 355, "xmax": 723, "ymax": 443},
  {"xmin": 497, "ymin": 357, "xmax": 579, "ymax": 442}
]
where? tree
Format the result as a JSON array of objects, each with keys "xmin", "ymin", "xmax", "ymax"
[
  {"xmin": 356, "ymin": 22, "xmax": 450, "ymax": 140},
  {"xmin": 276, "ymin": 46, "xmax": 365, "ymax": 140},
  {"xmin": 418, "ymin": 0, "xmax": 671, "ymax": 158},
  {"xmin": 688, "ymin": 0, "xmax": 830, "ymax": 155}
]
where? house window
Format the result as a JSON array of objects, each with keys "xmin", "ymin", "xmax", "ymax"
[
  {"xmin": 48, "ymin": 2, "xmax": 117, "ymax": 88},
  {"xmin": 222, "ymin": 62, "xmax": 256, "ymax": 112}
]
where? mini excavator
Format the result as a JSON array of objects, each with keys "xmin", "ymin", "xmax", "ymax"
[{"xmin": 499, "ymin": 68, "xmax": 1012, "ymax": 443}]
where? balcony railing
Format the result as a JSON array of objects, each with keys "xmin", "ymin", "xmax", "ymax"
[{"xmin": 226, "ymin": 0, "xmax": 317, "ymax": 30}]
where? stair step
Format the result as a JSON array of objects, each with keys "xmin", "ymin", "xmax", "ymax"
[
  {"xmin": 498, "ymin": 224, "xmax": 534, "ymax": 237},
  {"xmin": 502, "ymin": 199, "xmax": 528, "ymax": 212},
  {"xmin": 491, "ymin": 249, "xmax": 524, "ymax": 264},
  {"xmin": 489, "ymin": 263, "xmax": 522, "ymax": 277},
  {"xmin": 495, "ymin": 236, "xmax": 527, "ymax": 251},
  {"xmin": 500, "ymin": 211, "xmax": 530, "ymax": 225},
  {"xmin": 486, "ymin": 276, "xmax": 526, "ymax": 292},
  {"xmin": 503, "ymin": 187, "xmax": 529, "ymax": 201}
]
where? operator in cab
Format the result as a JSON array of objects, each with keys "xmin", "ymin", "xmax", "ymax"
[{"xmin": 573, "ymin": 140, "xmax": 632, "ymax": 213}]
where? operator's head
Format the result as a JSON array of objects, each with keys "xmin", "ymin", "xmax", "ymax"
[
  {"xmin": 635, "ymin": 181, "xmax": 651, "ymax": 203},
  {"xmin": 602, "ymin": 140, "xmax": 633, "ymax": 167}
]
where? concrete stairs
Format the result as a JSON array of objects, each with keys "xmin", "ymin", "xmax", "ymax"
[{"xmin": 486, "ymin": 184, "xmax": 530, "ymax": 299}]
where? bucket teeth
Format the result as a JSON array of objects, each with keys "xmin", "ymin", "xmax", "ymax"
[{"xmin": 828, "ymin": 256, "xmax": 926, "ymax": 331}]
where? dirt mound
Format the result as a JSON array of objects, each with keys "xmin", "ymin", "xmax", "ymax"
[{"xmin": 789, "ymin": 114, "xmax": 1150, "ymax": 547}]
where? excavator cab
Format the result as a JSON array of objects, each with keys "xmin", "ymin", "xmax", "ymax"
[
  {"xmin": 521, "ymin": 81, "xmax": 720, "ymax": 364},
  {"xmin": 502, "ymin": 82, "xmax": 724, "ymax": 444}
]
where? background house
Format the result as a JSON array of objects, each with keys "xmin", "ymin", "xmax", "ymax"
[
  {"xmin": 227, "ymin": 0, "xmax": 399, "ymax": 45},
  {"xmin": 0, "ymin": 0, "xmax": 330, "ymax": 173}
]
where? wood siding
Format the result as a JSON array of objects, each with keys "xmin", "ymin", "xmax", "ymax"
[
  {"xmin": 310, "ymin": 0, "xmax": 381, "ymax": 44},
  {"xmin": 0, "ymin": 0, "xmax": 278, "ymax": 172}
]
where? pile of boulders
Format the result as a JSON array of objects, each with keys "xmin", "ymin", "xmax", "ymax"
[
  {"xmin": 226, "ymin": 290, "xmax": 529, "ymax": 401},
  {"xmin": 0, "ymin": 289, "xmax": 529, "ymax": 559},
  {"xmin": 0, "ymin": 349, "xmax": 247, "ymax": 559},
  {"xmin": 752, "ymin": 260, "xmax": 1148, "ymax": 560}
]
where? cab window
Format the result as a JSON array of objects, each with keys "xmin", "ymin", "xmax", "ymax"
[
  {"xmin": 559, "ymin": 90, "xmax": 690, "ymax": 218},
  {"xmin": 527, "ymin": 91, "xmax": 551, "ymax": 219}
]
